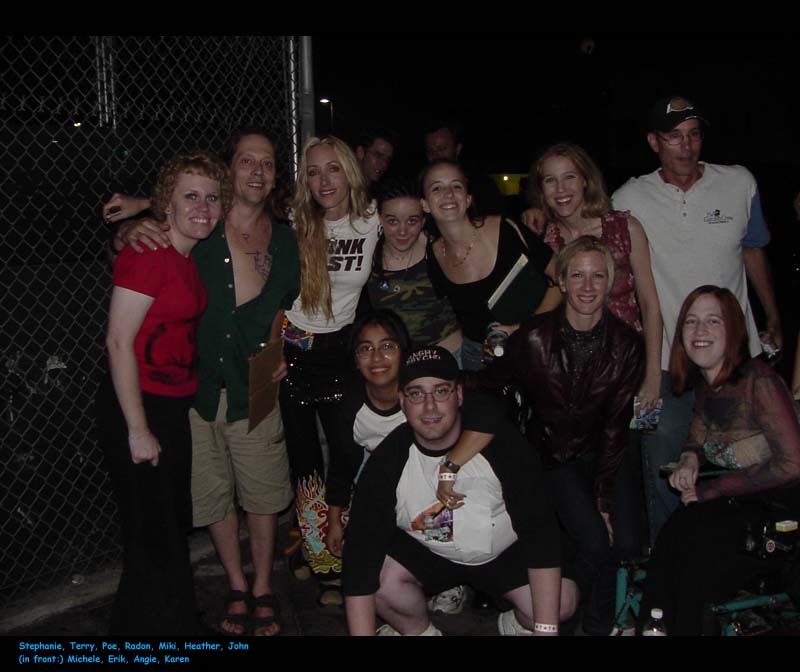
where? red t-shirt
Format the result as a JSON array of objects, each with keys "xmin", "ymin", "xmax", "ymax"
[{"xmin": 112, "ymin": 245, "xmax": 207, "ymax": 397}]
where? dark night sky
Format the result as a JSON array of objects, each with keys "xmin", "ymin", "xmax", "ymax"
[
  {"xmin": 313, "ymin": 34, "xmax": 800, "ymax": 188},
  {"xmin": 313, "ymin": 33, "xmax": 800, "ymax": 377}
]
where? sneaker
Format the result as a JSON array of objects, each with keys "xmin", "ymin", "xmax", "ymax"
[
  {"xmin": 497, "ymin": 609, "xmax": 534, "ymax": 636},
  {"xmin": 376, "ymin": 623, "xmax": 402, "ymax": 636},
  {"xmin": 428, "ymin": 585, "xmax": 468, "ymax": 614}
]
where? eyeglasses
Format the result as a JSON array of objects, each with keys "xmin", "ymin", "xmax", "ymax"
[
  {"xmin": 657, "ymin": 128, "xmax": 703, "ymax": 146},
  {"xmin": 403, "ymin": 384, "xmax": 456, "ymax": 404},
  {"xmin": 355, "ymin": 342, "xmax": 401, "ymax": 359}
]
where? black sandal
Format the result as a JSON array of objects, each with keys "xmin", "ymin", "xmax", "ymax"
[
  {"xmin": 250, "ymin": 593, "xmax": 282, "ymax": 636},
  {"xmin": 221, "ymin": 589, "xmax": 250, "ymax": 635}
]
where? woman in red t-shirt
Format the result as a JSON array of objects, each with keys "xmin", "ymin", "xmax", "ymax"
[{"xmin": 96, "ymin": 151, "xmax": 230, "ymax": 635}]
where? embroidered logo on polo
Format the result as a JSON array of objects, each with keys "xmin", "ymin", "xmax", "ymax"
[
  {"xmin": 704, "ymin": 209, "xmax": 733, "ymax": 225},
  {"xmin": 327, "ymin": 237, "xmax": 366, "ymax": 272}
]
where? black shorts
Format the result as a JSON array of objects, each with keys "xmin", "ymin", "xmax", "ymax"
[{"xmin": 387, "ymin": 530, "xmax": 574, "ymax": 598}]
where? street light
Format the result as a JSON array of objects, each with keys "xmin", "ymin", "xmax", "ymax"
[{"xmin": 319, "ymin": 97, "xmax": 334, "ymax": 134}]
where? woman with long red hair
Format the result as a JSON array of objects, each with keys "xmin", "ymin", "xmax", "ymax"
[{"xmin": 639, "ymin": 285, "xmax": 800, "ymax": 635}]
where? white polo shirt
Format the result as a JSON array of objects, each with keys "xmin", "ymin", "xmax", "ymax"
[{"xmin": 612, "ymin": 163, "xmax": 768, "ymax": 370}]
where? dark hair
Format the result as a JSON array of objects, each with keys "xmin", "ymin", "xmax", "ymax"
[
  {"xmin": 376, "ymin": 176, "xmax": 421, "ymax": 211},
  {"xmin": 222, "ymin": 125, "xmax": 288, "ymax": 220},
  {"xmin": 348, "ymin": 310, "xmax": 412, "ymax": 375},
  {"xmin": 356, "ymin": 127, "xmax": 397, "ymax": 152},
  {"xmin": 372, "ymin": 177, "xmax": 427, "ymax": 281},
  {"xmin": 419, "ymin": 159, "xmax": 483, "ymax": 235},
  {"xmin": 423, "ymin": 119, "xmax": 462, "ymax": 145},
  {"xmin": 670, "ymin": 285, "xmax": 750, "ymax": 394}
]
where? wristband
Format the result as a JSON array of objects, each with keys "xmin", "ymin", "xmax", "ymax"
[
  {"xmin": 438, "ymin": 472, "xmax": 457, "ymax": 482},
  {"xmin": 440, "ymin": 459, "xmax": 461, "ymax": 473},
  {"xmin": 533, "ymin": 623, "xmax": 558, "ymax": 633}
]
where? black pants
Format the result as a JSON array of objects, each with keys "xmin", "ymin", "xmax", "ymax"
[
  {"xmin": 279, "ymin": 329, "xmax": 349, "ymax": 579},
  {"xmin": 96, "ymin": 379, "xmax": 197, "ymax": 635},
  {"xmin": 544, "ymin": 445, "xmax": 645, "ymax": 634},
  {"xmin": 640, "ymin": 492, "xmax": 800, "ymax": 636}
]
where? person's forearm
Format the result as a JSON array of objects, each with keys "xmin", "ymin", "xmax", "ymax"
[
  {"xmin": 535, "ymin": 257, "xmax": 562, "ymax": 314},
  {"xmin": 328, "ymin": 504, "xmax": 343, "ymax": 526},
  {"xmin": 628, "ymin": 216, "xmax": 664, "ymax": 391},
  {"xmin": 535, "ymin": 284, "xmax": 562, "ymax": 314},
  {"xmin": 530, "ymin": 567, "xmax": 561, "ymax": 635},
  {"xmin": 131, "ymin": 196, "xmax": 151, "ymax": 214},
  {"xmin": 445, "ymin": 430, "xmax": 492, "ymax": 469},
  {"xmin": 743, "ymin": 247, "xmax": 781, "ymax": 333},
  {"xmin": 269, "ymin": 309, "xmax": 285, "ymax": 343},
  {"xmin": 639, "ymin": 296, "xmax": 664, "ymax": 386},
  {"xmin": 107, "ymin": 341, "xmax": 148, "ymax": 436},
  {"xmin": 345, "ymin": 595, "xmax": 377, "ymax": 635}
]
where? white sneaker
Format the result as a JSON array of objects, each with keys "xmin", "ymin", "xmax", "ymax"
[
  {"xmin": 497, "ymin": 610, "xmax": 534, "ymax": 636},
  {"xmin": 376, "ymin": 623, "xmax": 402, "ymax": 636},
  {"xmin": 376, "ymin": 622, "xmax": 442, "ymax": 636},
  {"xmin": 428, "ymin": 585, "xmax": 468, "ymax": 614}
]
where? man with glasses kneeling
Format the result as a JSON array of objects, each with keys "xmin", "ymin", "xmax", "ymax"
[{"xmin": 342, "ymin": 346, "xmax": 578, "ymax": 636}]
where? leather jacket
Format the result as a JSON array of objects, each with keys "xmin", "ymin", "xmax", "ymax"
[{"xmin": 474, "ymin": 306, "xmax": 644, "ymax": 512}]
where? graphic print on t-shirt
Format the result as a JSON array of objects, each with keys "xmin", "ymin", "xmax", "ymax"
[
  {"xmin": 143, "ymin": 318, "xmax": 199, "ymax": 386},
  {"xmin": 327, "ymin": 237, "xmax": 366, "ymax": 272},
  {"xmin": 410, "ymin": 502, "xmax": 453, "ymax": 543}
]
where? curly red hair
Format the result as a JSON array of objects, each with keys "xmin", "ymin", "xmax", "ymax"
[{"xmin": 150, "ymin": 150, "xmax": 231, "ymax": 220}]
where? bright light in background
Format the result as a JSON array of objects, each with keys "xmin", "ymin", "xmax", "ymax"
[
  {"xmin": 319, "ymin": 98, "xmax": 334, "ymax": 133},
  {"xmin": 502, "ymin": 175, "xmax": 508, "ymax": 181},
  {"xmin": 73, "ymin": 121, "xmax": 82, "ymax": 128}
]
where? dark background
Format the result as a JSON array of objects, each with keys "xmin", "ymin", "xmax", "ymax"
[
  {"xmin": 313, "ymin": 33, "xmax": 800, "ymax": 378},
  {"xmin": 313, "ymin": 34, "xmax": 799, "ymax": 183}
]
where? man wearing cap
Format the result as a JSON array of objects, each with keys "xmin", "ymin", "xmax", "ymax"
[
  {"xmin": 342, "ymin": 346, "xmax": 577, "ymax": 636},
  {"xmin": 612, "ymin": 95, "xmax": 782, "ymax": 543}
]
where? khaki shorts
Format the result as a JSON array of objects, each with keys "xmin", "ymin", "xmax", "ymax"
[{"xmin": 190, "ymin": 391, "xmax": 293, "ymax": 527}]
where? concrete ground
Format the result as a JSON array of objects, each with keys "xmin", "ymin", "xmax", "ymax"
[{"xmin": 1, "ymin": 521, "xmax": 507, "ymax": 637}]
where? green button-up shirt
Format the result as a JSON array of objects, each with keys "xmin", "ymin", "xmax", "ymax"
[{"xmin": 192, "ymin": 219, "xmax": 300, "ymax": 423}]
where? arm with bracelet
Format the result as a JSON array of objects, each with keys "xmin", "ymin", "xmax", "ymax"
[
  {"xmin": 436, "ymin": 389, "xmax": 507, "ymax": 508},
  {"xmin": 103, "ymin": 193, "xmax": 172, "ymax": 254},
  {"xmin": 436, "ymin": 329, "xmax": 527, "ymax": 508}
]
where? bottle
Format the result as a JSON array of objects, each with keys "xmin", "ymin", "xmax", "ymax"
[
  {"xmin": 483, "ymin": 322, "xmax": 509, "ymax": 363},
  {"xmin": 641, "ymin": 608, "xmax": 667, "ymax": 636}
]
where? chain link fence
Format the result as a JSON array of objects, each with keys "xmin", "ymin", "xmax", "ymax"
[{"xmin": 0, "ymin": 35, "xmax": 302, "ymax": 605}]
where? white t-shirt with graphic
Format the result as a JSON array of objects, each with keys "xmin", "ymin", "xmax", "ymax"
[
  {"xmin": 287, "ymin": 210, "xmax": 380, "ymax": 333},
  {"xmin": 395, "ymin": 445, "xmax": 517, "ymax": 565}
]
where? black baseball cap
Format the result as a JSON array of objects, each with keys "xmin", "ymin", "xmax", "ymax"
[
  {"xmin": 649, "ymin": 95, "xmax": 709, "ymax": 133},
  {"xmin": 399, "ymin": 346, "xmax": 460, "ymax": 389}
]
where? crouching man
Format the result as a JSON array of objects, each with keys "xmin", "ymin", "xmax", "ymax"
[{"xmin": 342, "ymin": 346, "xmax": 578, "ymax": 635}]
